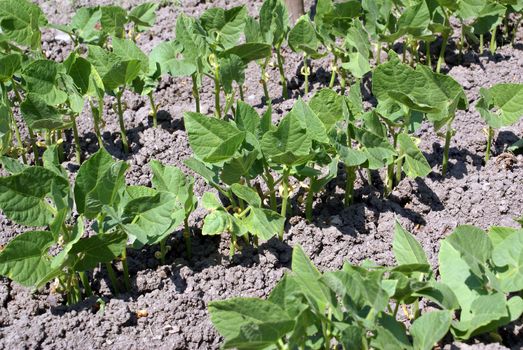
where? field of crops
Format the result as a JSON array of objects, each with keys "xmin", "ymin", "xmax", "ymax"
[{"xmin": 1, "ymin": 0, "xmax": 523, "ymax": 349}]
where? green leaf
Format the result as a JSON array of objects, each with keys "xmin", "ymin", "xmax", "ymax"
[
  {"xmin": 476, "ymin": 84, "xmax": 523, "ymax": 129},
  {"xmin": 20, "ymin": 94, "xmax": 68, "ymax": 131},
  {"xmin": 122, "ymin": 192, "xmax": 183, "ymax": 247},
  {"xmin": 289, "ymin": 98, "xmax": 329, "ymax": 144},
  {"xmin": 492, "ymin": 229, "xmax": 523, "ymax": 292},
  {"xmin": 202, "ymin": 210, "xmax": 230, "ymax": 235},
  {"xmin": 175, "ymin": 14, "xmax": 208, "ymax": 65},
  {"xmin": 230, "ymin": 184, "xmax": 261, "ymax": 208},
  {"xmin": 70, "ymin": 231, "xmax": 127, "ymax": 271},
  {"xmin": 112, "ymin": 37, "xmax": 148, "ymax": 72},
  {"xmin": 221, "ymin": 150, "xmax": 259, "ymax": 185},
  {"xmin": 340, "ymin": 52, "xmax": 371, "ymax": 79},
  {"xmin": 413, "ymin": 281, "xmax": 460, "ymax": 310},
  {"xmin": 445, "ymin": 225, "xmax": 492, "ymax": 276},
  {"xmin": 261, "ymin": 113, "xmax": 312, "ymax": 165},
  {"xmin": 259, "ymin": 0, "xmax": 289, "ymax": 46},
  {"xmin": 393, "ymin": 220, "xmax": 430, "ymax": 268},
  {"xmin": 0, "ymin": 155, "xmax": 27, "ymax": 175},
  {"xmin": 219, "ymin": 54, "xmax": 245, "ymax": 94},
  {"xmin": 201, "ymin": 192, "xmax": 222, "ymax": 211},
  {"xmin": 150, "ymin": 160, "xmax": 194, "ymax": 205},
  {"xmin": 128, "ymin": 2, "xmax": 158, "ymax": 31},
  {"xmin": 244, "ymin": 207, "xmax": 285, "ymax": 240},
  {"xmin": 397, "ymin": 133, "xmax": 431, "ymax": 178},
  {"xmin": 209, "ymin": 298, "xmax": 295, "ymax": 350},
  {"xmin": 103, "ymin": 59, "xmax": 142, "ymax": 91},
  {"xmin": 150, "ymin": 40, "xmax": 196, "ymax": 77},
  {"xmin": 200, "ymin": 6, "xmax": 247, "ymax": 49},
  {"xmin": 184, "ymin": 112, "xmax": 246, "ymax": 163},
  {"xmin": 0, "ymin": 230, "xmax": 54, "ymax": 287},
  {"xmin": 184, "ymin": 157, "xmax": 221, "ymax": 188},
  {"xmin": 74, "ymin": 148, "xmax": 128, "ymax": 219},
  {"xmin": 288, "ymin": 16, "xmax": 320, "ymax": 55},
  {"xmin": 309, "ymin": 89, "xmax": 344, "ymax": 130},
  {"xmin": 69, "ymin": 6, "xmax": 102, "ymax": 43},
  {"xmin": 0, "ymin": 0, "xmax": 47, "ymax": 47},
  {"xmin": 352, "ymin": 125, "xmax": 396, "ymax": 169},
  {"xmin": 0, "ymin": 53, "xmax": 21, "ymax": 82},
  {"xmin": 0, "ymin": 105, "xmax": 12, "ymax": 156},
  {"xmin": 221, "ymin": 43, "xmax": 272, "ymax": 64},
  {"xmin": 22, "ymin": 60, "xmax": 67, "ymax": 106},
  {"xmin": 0, "ymin": 166, "xmax": 67, "ymax": 226},
  {"xmin": 372, "ymin": 313, "xmax": 412, "ymax": 350},
  {"xmin": 100, "ymin": 5, "xmax": 127, "ymax": 38},
  {"xmin": 411, "ymin": 310, "xmax": 452, "ymax": 350}
]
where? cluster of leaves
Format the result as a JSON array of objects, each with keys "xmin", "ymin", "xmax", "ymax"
[
  {"xmin": 0, "ymin": 148, "xmax": 195, "ymax": 303},
  {"xmin": 184, "ymin": 50, "xmax": 470, "ymax": 252},
  {"xmin": 209, "ymin": 221, "xmax": 523, "ymax": 349}
]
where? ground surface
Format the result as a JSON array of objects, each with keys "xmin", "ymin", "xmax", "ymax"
[{"xmin": 1, "ymin": 1, "xmax": 523, "ymax": 349}]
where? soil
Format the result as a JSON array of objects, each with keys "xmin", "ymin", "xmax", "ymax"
[{"xmin": 1, "ymin": 1, "xmax": 523, "ymax": 349}]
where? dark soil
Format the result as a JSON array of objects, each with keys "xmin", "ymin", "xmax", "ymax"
[{"xmin": 1, "ymin": 1, "xmax": 523, "ymax": 349}]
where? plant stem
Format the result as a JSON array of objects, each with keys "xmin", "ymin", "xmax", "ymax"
[
  {"xmin": 396, "ymin": 153, "xmax": 404, "ymax": 185},
  {"xmin": 71, "ymin": 115, "xmax": 82, "ymax": 164},
  {"xmin": 183, "ymin": 217, "xmax": 192, "ymax": 258},
  {"xmin": 261, "ymin": 57, "xmax": 270, "ymax": 104},
  {"xmin": 279, "ymin": 167, "xmax": 290, "ymax": 240},
  {"xmin": 148, "ymin": 91, "xmax": 158, "ymax": 128},
  {"xmin": 121, "ymin": 248, "xmax": 131, "ymax": 291},
  {"xmin": 480, "ymin": 34, "xmax": 484, "ymax": 54},
  {"xmin": 28, "ymin": 129, "xmax": 40, "ymax": 165},
  {"xmin": 303, "ymin": 55, "xmax": 310, "ymax": 95},
  {"xmin": 344, "ymin": 166, "xmax": 356, "ymax": 207},
  {"xmin": 116, "ymin": 91, "xmax": 129, "ymax": 153},
  {"xmin": 329, "ymin": 57, "xmax": 337, "ymax": 88},
  {"xmin": 89, "ymin": 99, "xmax": 103, "ymax": 147},
  {"xmin": 490, "ymin": 27, "xmax": 497, "ymax": 54},
  {"xmin": 1, "ymin": 82, "xmax": 26, "ymax": 164},
  {"xmin": 485, "ymin": 126, "xmax": 494, "ymax": 162},
  {"xmin": 78, "ymin": 271, "xmax": 92, "ymax": 297},
  {"xmin": 264, "ymin": 164, "xmax": 277, "ymax": 211},
  {"xmin": 276, "ymin": 45, "xmax": 288, "ymax": 100},
  {"xmin": 105, "ymin": 262, "xmax": 120, "ymax": 295},
  {"xmin": 442, "ymin": 122, "xmax": 453, "ymax": 176},
  {"xmin": 436, "ymin": 32, "xmax": 449, "ymax": 73},
  {"xmin": 214, "ymin": 67, "xmax": 222, "ymax": 119},
  {"xmin": 425, "ymin": 41, "xmax": 431, "ymax": 66},
  {"xmin": 305, "ymin": 179, "xmax": 315, "ymax": 222},
  {"xmin": 459, "ymin": 21, "xmax": 464, "ymax": 62},
  {"xmin": 376, "ymin": 42, "xmax": 382, "ymax": 65},
  {"xmin": 239, "ymin": 85, "xmax": 245, "ymax": 101},
  {"xmin": 159, "ymin": 237, "xmax": 167, "ymax": 265},
  {"xmin": 191, "ymin": 74, "xmax": 200, "ymax": 113},
  {"xmin": 511, "ymin": 16, "xmax": 522, "ymax": 46}
]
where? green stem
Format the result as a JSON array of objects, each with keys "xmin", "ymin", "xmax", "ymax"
[
  {"xmin": 329, "ymin": 57, "xmax": 337, "ymax": 89},
  {"xmin": 276, "ymin": 45, "xmax": 288, "ymax": 100},
  {"xmin": 1, "ymin": 82, "xmax": 26, "ymax": 164},
  {"xmin": 89, "ymin": 99, "xmax": 103, "ymax": 147},
  {"xmin": 148, "ymin": 91, "xmax": 158, "ymax": 128},
  {"xmin": 303, "ymin": 55, "xmax": 310, "ymax": 95},
  {"xmin": 436, "ymin": 32, "xmax": 449, "ymax": 73},
  {"xmin": 261, "ymin": 57, "xmax": 270, "ymax": 104},
  {"xmin": 459, "ymin": 21, "xmax": 464, "ymax": 62},
  {"xmin": 28, "ymin": 129, "xmax": 40, "ymax": 165},
  {"xmin": 183, "ymin": 217, "xmax": 192, "ymax": 258},
  {"xmin": 305, "ymin": 179, "xmax": 315, "ymax": 222},
  {"xmin": 279, "ymin": 167, "xmax": 290, "ymax": 240},
  {"xmin": 121, "ymin": 248, "xmax": 131, "ymax": 291},
  {"xmin": 71, "ymin": 115, "xmax": 82, "ymax": 164},
  {"xmin": 105, "ymin": 262, "xmax": 120, "ymax": 295},
  {"xmin": 366, "ymin": 169, "xmax": 373, "ymax": 186},
  {"xmin": 344, "ymin": 166, "xmax": 356, "ymax": 207},
  {"xmin": 376, "ymin": 42, "xmax": 382, "ymax": 65},
  {"xmin": 485, "ymin": 126, "xmax": 494, "ymax": 162},
  {"xmin": 396, "ymin": 153, "xmax": 404, "ymax": 185},
  {"xmin": 116, "ymin": 91, "xmax": 129, "ymax": 153},
  {"xmin": 159, "ymin": 237, "xmax": 167, "ymax": 265},
  {"xmin": 191, "ymin": 74, "xmax": 200, "ymax": 113},
  {"xmin": 78, "ymin": 271, "xmax": 92, "ymax": 297},
  {"xmin": 214, "ymin": 67, "xmax": 222, "ymax": 119},
  {"xmin": 511, "ymin": 16, "xmax": 522, "ymax": 46},
  {"xmin": 425, "ymin": 41, "xmax": 431, "ymax": 67},
  {"xmin": 264, "ymin": 164, "xmax": 277, "ymax": 211},
  {"xmin": 490, "ymin": 27, "xmax": 497, "ymax": 55},
  {"xmin": 239, "ymin": 85, "xmax": 245, "ymax": 101},
  {"xmin": 480, "ymin": 34, "xmax": 484, "ymax": 54},
  {"xmin": 442, "ymin": 122, "xmax": 453, "ymax": 176}
]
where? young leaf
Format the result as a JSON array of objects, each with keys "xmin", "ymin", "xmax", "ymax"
[
  {"xmin": 100, "ymin": 5, "xmax": 127, "ymax": 38},
  {"xmin": 20, "ymin": 94, "xmax": 68, "ymax": 131},
  {"xmin": 149, "ymin": 41, "xmax": 196, "ymax": 77},
  {"xmin": 397, "ymin": 133, "xmax": 431, "ymax": 178},
  {"xmin": 22, "ymin": 60, "xmax": 68, "ymax": 106},
  {"xmin": 289, "ymin": 98, "xmax": 329, "ymax": 144},
  {"xmin": 209, "ymin": 298, "xmax": 295, "ymax": 349},
  {"xmin": 70, "ymin": 231, "xmax": 127, "ymax": 271},
  {"xmin": 0, "ymin": 230, "xmax": 54, "ymax": 287},
  {"xmin": 202, "ymin": 210, "xmax": 230, "ymax": 236},
  {"xmin": 128, "ymin": 2, "xmax": 158, "ymax": 31},
  {"xmin": 219, "ymin": 54, "xmax": 245, "ymax": 94},
  {"xmin": 230, "ymin": 184, "xmax": 261, "ymax": 208},
  {"xmin": 393, "ymin": 221, "xmax": 430, "ymax": 267},
  {"xmin": 476, "ymin": 84, "xmax": 523, "ymax": 129},
  {"xmin": 0, "ymin": 0, "xmax": 47, "ymax": 47},
  {"xmin": 0, "ymin": 53, "xmax": 21, "ymax": 82},
  {"xmin": 244, "ymin": 208, "xmax": 285, "ymax": 240},
  {"xmin": 184, "ymin": 112, "xmax": 246, "ymax": 163},
  {"xmin": 411, "ymin": 310, "xmax": 452, "ymax": 350},
  {"xmin": 200, "ymin": 6, "xmax": 247, "ymax": 49},
  {"xmin": 492, "ymin": 229, "xmax": 523, "ymax": 292},
  {"xmin": 288, "ymin": 16, "xmax": 320, "ymax": 56},
  {"xmin": 309, "ymin": 89, "xmax": 344, "ymax": 130}
]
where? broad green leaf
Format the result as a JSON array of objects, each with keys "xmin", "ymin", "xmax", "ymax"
[
  {"xmin": 235, "ymin": 101, "xmax": 260, "ymax": 134},
  {"xmin": 200, "ymin": 6, "xmax": 247, "ymax": 49},
  {"xmin": 492, "ymin": 229, "xmax": 523, "ymax": 292},
  {"xmin": 20, "ymin": 94, "xmax": 69, "ymax": 130},
  {"xmin": 476, "ymin": 84, "xmax": 523, "ymax": 129},
  {"xmin": 221, "ymin": 43, "xmax": 272, "ymax": 64},
  {"xmin": 69, "ymin": 6, "xmax": 102, "ymax": 43},
  {"xmin": 70, "ymin": 231, "xmax": 127, "ymax": 271},
  {"xmin": 413, "ymin": 281, "xmax": 460, "ymax": 310},
  {"xmin": 289, "ymin": 98, "xmax": 329, "ymax": 144},
  {"xmin": 244, "ymin": 207, "xmax": 285, "ymax": 240},
  {"xmin": 100, "ymin": 5, "xmax": 127, "ymax": 38},
  {"xmin": 0, "ymin": 167, "xmax": 67, "ymax": 226},
  {"xmin": 309, "ymin": 89, "xmax": 344, "ymax": 130},
  {"xmin": 259, "ymin": 0, "xmax": 289, "ymax": 45},
  {"xmin": 445, "ymin": 225, "xmax": 492, "ymax": 276},
  {"xmin": 352, "ymin": 125, "xmax": 396, "ymax": 169},
  {"xmin": 128, "ymin": 2, "xmax": 158, "ymax": 31},
  {"xmin": 150, "ymin": 41, "xmax": 196, "ymax": 77},
  {"xmin": 488, "ymin": 226, "xmax": 519, "ymax": 247},
  {"xmin": 458, "ymin": 0, "xmax": 487, "ymax": 20},
  {"xmin": 397, "ymin": 133, "xmax": 431, "ymax": 178},
  {"xmin": 0, "ymin": 155, "xmax": 27, "ymax": 175},
  {"xmin": 0, "ymin": 230, "xmax": 54, "ymax": 287},
  {"xmin": 184, "ymin": 112, "xmax": 245, "ymax": 163},
  {"xmin": 112, "ymin": 37, "xmax": 148, "ymax": 72},
  {"xmin": 22, "ymin": 60, "xmax": 67, "ymax": 106},
  {"xmin": 0, "ymin": 53, "xmax": 21, "ymax": 82},
  {"xmin": 184, "ymin": 157, "xmax": 221, "ymax": 188},
  {"xmin": 209, "ymin": 298, "xmax": 294, "ymax": 350},
  {"xmin": 336, "ymin": 144, "xmax": 367, "ymax": 167},
  {"xmin": 397, "ymin": 0, "xmax": 431, "ymax": 37},
  {"xmin": 288, "ymin": 16, "xmax": 319, "ymax": 56},
  {"xmin": 230, "ymin": 183, "xmax": 261, "ymax": 208},
  {"xmin": 201, "ymin": 192, "xmax": 222, "ymax": 211},
  {"xmin": 393, "ymin": 221, "xmax": 430, "ymax": 267},
  {"xmin": 74, "ymin": 148, "xmax": 128, "ymax": 219},
  {"xmin": 261, "ymin": 113, "xmax": 312, "ymax": 165},
  {"xmin": 0, "ymin": 0, "xmax": 46, "ymax": 47},
  {"xmin": 372, "ymin": 313, "xmax": 412, "ymax": 350},
  {"xmin": 219, "ymin": 54, "xmax": 245, "ymax": 94},
  {"xmin": 202, "ymin": 210, "xmax": 230, "ymax": 235},
  {"xmin": 340, "ymin": 52, "xmax": 371, "ymax": 79},
  {"xmin": 411, "ymin": 310, "xmax": 452, "ymax": 350},
  {"xmin": 221, "ymin": 150, "xmax": 259, "ymax": 185},
  {"xmin": 175, "ymin": 14, "xmax": 208, "ymax": 65},
  {"xmin": 123, "ymin": 192, "xmax": 183, "ymax": 247},
  {"xmin": 103, "ymin": 59, "xmax": 142, "ymax": 91},
  {"xmin": 150, "ymin": 159, "xmax": 195, "ymax": 210}
]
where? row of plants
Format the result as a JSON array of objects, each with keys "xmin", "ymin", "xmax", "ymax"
[
  {"xmin": 1, "ymin": 0, "xmax": 523, "ymax": 167},
  {"xmin": 210, "ymin": 221, "xmax": 523, "ymax": 349}
]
